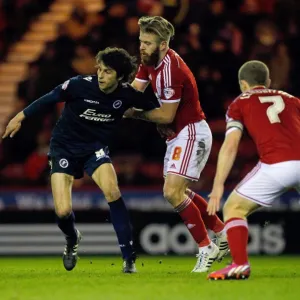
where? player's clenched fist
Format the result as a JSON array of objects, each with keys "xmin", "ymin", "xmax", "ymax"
[{"xmin": 2, "ymin": 111, "xmax": 25, "ymax": 139}]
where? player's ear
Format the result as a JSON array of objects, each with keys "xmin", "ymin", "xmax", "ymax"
[
  {"xmin": 239, "ymin": 80, "xmax": 245, "ymax": 92},
  {"xmin": 266, "ymin": 78, "xmax": 271, "ymax": 88},
  {"xmin": 160, "ymin": 41, "xmax": 167, "ymax": 51}
]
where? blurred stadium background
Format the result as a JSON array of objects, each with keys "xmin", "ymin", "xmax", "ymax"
[{"xmin": 0, "ymin": 0, "xmax": 299, "ymax": 257}]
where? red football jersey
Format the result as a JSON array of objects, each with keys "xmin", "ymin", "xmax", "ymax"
[
  {"xmin": 227, "ymin": 87, "xmax": 300, "ymax": 164},
  {"xmin": 135, "ymin": 49, "xmax": 205, "ymax": 136}
]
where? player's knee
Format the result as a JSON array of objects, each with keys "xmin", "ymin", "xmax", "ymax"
[
  {"xmin": 223, "ymin": 199, "xmax": 246, "ymax": 221},
  {"xmin": 55, "ymin": 206, "xmax": 72, "ymax": 218},
  {"xmin": 103, "ymin": 184, "xmax": 121, "ymax": 202},
  {"xmin": 163, "ymin": 185, "xmax": 183, "ymax": 206}
]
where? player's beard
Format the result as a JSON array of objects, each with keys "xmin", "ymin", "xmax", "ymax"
[{"xmin": 141, "ymin": 47, "xmax": 160, "ymax": 66}]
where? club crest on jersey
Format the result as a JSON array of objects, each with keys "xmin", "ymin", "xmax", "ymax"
[
  {"xmin": 113, "ymin": 100, "xmax": 122, "ymax": 109},
  {"xmin": 59, "ymin": 158, "xmax": 69, "ymax": 168},
  {"xmin": 164, "ymin": 88, "xmax": 175, "ymax": 99}
]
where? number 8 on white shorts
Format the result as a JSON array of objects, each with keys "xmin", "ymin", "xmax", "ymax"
[{"xmin": 163, "ymin": 121, "xmax": 212, "ymax": 181}]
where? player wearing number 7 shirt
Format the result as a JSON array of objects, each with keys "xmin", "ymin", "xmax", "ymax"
[
  {"xmin": 128, "ymin": 16, "xmax": 229, "ymax": 272},
  {"xmin": 207, "ymin": 60, "xmax": 300, "ymax": 280}
]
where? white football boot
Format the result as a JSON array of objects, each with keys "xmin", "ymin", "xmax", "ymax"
[
  {"xmin": 215, "ymin": 230, "xmax": 230, "ymax": 262},
  {"xmin": 191, "ymin": 241, "xmax": 219, "ymax": 273}
]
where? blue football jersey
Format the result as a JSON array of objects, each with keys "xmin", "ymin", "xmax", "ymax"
[{"xmin": 24, "ymin": 75, "xmax": 159, "ymax": 156}]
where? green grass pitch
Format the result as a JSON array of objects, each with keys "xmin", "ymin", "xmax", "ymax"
[{"xmin": 1, "ymin": 256, "xmax": 300, "ymax": 300}]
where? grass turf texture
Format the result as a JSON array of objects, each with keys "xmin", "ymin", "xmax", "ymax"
[{"xmin": 1, "ymin": 256, "xmax": 299, "ymax": 300}]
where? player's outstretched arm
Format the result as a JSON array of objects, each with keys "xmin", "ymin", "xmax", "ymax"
[
  {"xmin": 22, "ymin": 85, "xmax": 64, "ymax": 118},
  {"xmin": 207, "ymin": 129, "xmax": 242, "ymax": 215},
  {"xmin": 2, "ymin": 84, "xmax": 66, "ymax": 140},
  {"xmin": 2, "ymin": 111, "xmax": 25, "ymax": 139}
]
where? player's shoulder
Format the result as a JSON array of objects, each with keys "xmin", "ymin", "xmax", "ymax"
[
  {"xmin": 166, "ymin": 49, "xmax": 182, "ymax": 69},
  {"xmin": 120, "ymin": 82, "xmax": 141, "ymax": 95},
  {"xmin": 229, "ymin": 93, "xmax": 248, "ymax": 106},
  {"xmin": 63, "ymin": 75, "xmax": 96, "ymax": 86},
  {"xmin": 120, "ymin": 82, "xmax": 135, "ymax": 90},
  {"xmin": 274, "ymin": 89, "xmax": 297, "ymax": 100},
  {"xmin": 75, "ymin": 75, "xmax": 97, "ymax": 83}
]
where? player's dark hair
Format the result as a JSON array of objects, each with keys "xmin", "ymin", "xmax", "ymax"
[
  {"xmin": 95, "ymin": 47, "xmax": 137, "ymax": 82},
  {"xmin": 238, "ymin": 60, "xmax": 269, "ymax": 86}
]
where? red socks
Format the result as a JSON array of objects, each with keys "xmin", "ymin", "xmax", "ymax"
[
  {"xmin": 225, "ymin": 218, "xmax": 249, "ymax": 265},
  {"xmin": 189, "ymin": 191, "xmax": 225, "ymax": 233},
  {"xmin": 175, "ymin": 197, "xmax": 210, "ymax": 247}
]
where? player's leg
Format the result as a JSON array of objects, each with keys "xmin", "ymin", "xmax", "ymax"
[
  {"xmin": 186, "ymin": 189, "xmax": 224, "ymax": 233},
  {"xmin": 91, "ymin": 163, "xmax": 136, "ymax": 273},
  {"xmin": 182, "ymin": 121, "xmax": 227, "ymax": 256},
  {"xmin": 208, "ymin": 161, "xmax": 295, "ymax": 280},
  {"xmin": 186, "ymin": 189, "xmax": 227, "ymax": 261},
  {"xmin": 207, "ymin": 191, "xmax": 258, "ymax": 280},
  {"xmin": 164, "ymin": 174, "xmax": 219, "ymax": 272},
  {"xmin": 164, "ymin": 122, "xmax": 220, "ymax": 272},
  {"xmin": 51, "ymin": 172, "xmax": 81, "ymax": 271}
]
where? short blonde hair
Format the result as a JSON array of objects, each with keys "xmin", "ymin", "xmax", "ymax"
[{"xmin": 138, "ymin": 16, "xmax": 175, "ymax": 44}]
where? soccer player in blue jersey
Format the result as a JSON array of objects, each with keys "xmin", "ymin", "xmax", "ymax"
[{"xmin": 2, "ymin": 47, "xmax": 159, "ymax": 273}]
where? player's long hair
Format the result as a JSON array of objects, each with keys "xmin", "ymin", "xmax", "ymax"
[
  {"xmin": 138, "ymin": 16, "xmax": 175, "ymax": 44},
  {"xmin": 95, "ymin": 47, "xmax": 137, "ymax": 82}
]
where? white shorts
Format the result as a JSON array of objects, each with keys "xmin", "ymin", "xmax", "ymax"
[
  {"xmin": 236, "ymin": 161, "xmax": 300, "ymax": 207},
  {"xmin": 163, "ymin": 120, "xmax": 212, "ymax": 181}
]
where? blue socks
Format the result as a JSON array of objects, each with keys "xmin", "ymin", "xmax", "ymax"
[
  {"xmin": 56, "ymin": 211, "xmax": 77, "ymax": 243},
  {"xmin": 108, "ymin": 197, "xmax": 135, "ymax": 260}
]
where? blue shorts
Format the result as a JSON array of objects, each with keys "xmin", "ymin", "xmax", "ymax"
[{"xmin": 48, "ymin": 146, "xmax": 111, "ymax": 179}]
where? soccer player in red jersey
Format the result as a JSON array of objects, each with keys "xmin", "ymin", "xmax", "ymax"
[
  {"xmin": 127, "ymin": 16, "xmax": 229, "ymax": 272},
  {"xmin": 207, "ymin": 60, "xmax": 300, "ymax": 280}
]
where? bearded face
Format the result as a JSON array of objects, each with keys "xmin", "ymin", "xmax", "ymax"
[
  {"xmin": 139, "ymin": 32, "xmax": 162, "ymax": 66},
  {"xmin": 140, "ymin": 45, "xmax": 160, "ymax": 66}
]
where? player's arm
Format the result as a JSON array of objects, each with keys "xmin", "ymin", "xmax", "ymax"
[
  {"xmin": 214, "ymin": 128, "xmax": 242, "ymax": 186},
  {"xmin": 207, "ymin": 100, "xmax": 244, "ymax": 215},
  {"xmin": 131, "ymin": 78, "xmax": 149, "ymax": 92},
  {"xmin": 130, "ymin": 102, "xmax": 179, "ymax": 124},
  {"xmin": 207, "ymin": 128, "xmax": 242, "ymax": 215},
  {"xmin": 2, "ymin": 84, "xmax": 65, "ymax": 139},
  {"xmin": 130, "ymin": 65, "xmax": 182, "ymax": 123},
  {"xmin": 131, "ymin": 64, "xmax": 150, "ymax": 92}
]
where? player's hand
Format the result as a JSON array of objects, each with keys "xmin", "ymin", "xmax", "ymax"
[
  {"xmin": 123, "ymin": 108, "xmax": 135, "ymax": 118},
  {"xmin": 207, "ymin": 183, "xmax": 224, "ymax": 215},
  {"xmin": 156, "ymin": 124, "xmax": 175, "ymax": 139},
  {"xmin": 2, "ymin": 112, "xmax": 25, "ymax": 139}
]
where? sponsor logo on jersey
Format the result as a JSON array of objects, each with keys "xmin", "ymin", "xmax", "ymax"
[
  {"xmin": 62, "ymin": 80, "xmax": 70, "ymax": 90},
  {"xmin": 113, "ymin": 100, "xmax": 122, "ymax": 109},
  {"xmin": 84, "ymin": 99, "xmax": 99, "ymax": 104},
  {"xmin": 59, "ymin": 159, "xmax": 69, "ymax": 168},
  {"xmin": 170, "ymin": 163, "xmax": 176, "ymax": 169},
  {"xmin": 164, "ymin": 88, "xmax": 175, "ymax": 99},
  {"xmin": 80, "ymin": 109, "xmax": 114, "ymax": 122}
]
